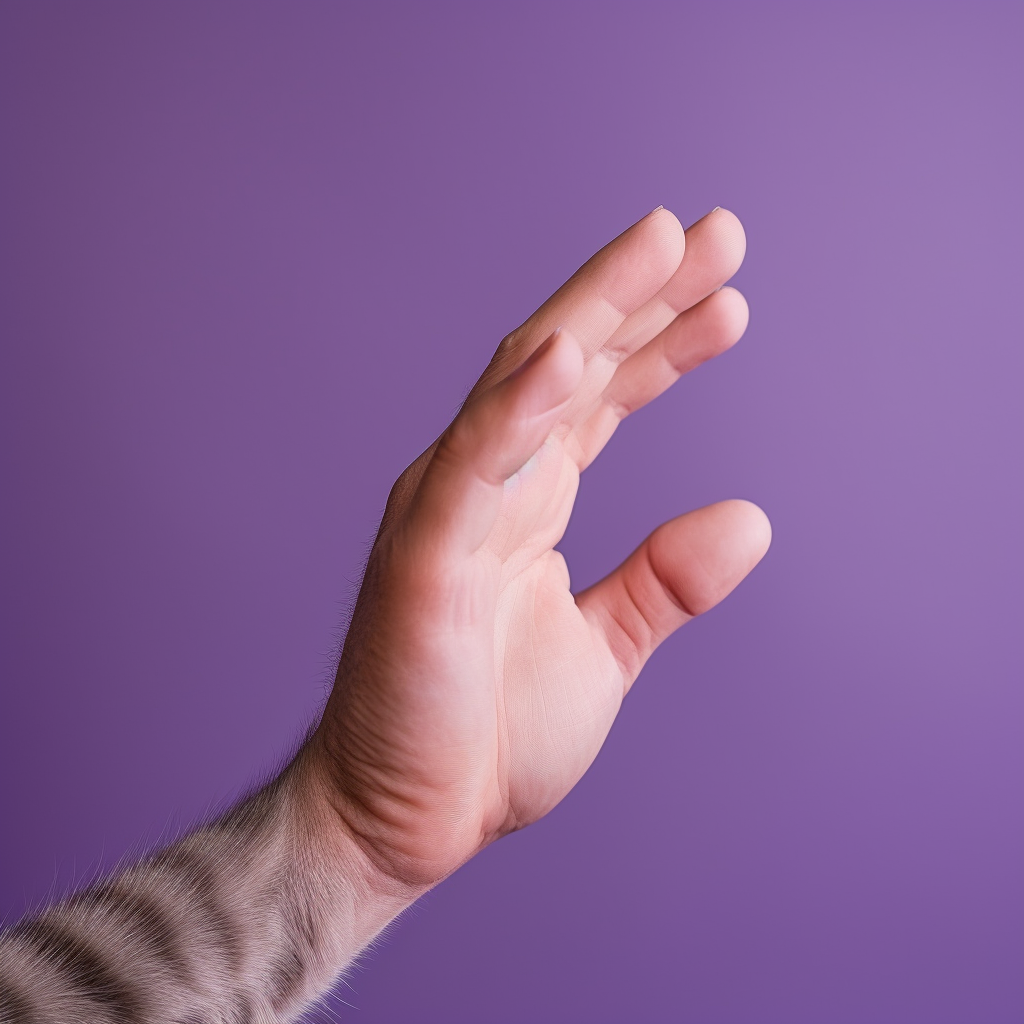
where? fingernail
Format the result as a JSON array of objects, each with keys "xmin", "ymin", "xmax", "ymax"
[
  {"xmin": 649, "ymin": 204, "xmax": 664, "ymax": 215},
  {"xmin": 710, "ymin": 206, "xmax": 722, "ymax": 213}
]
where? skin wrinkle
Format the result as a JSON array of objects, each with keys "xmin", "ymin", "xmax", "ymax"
[
  {"xmin": 603, "ymin": 577, "xmax": 649, "ymax": 688},
  {"xmin": 318, "ymin": 772, "xmax": 435, "ymax": 890},
  {"xmin": 643, "ymin": 541, "xmax": 700, "ymax": 621},
  {"xmin": 601, "ymin": 293, "xmax": 683, "ymax": 365}
]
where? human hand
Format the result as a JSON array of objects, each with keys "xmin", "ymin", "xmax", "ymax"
[
  {"xmin": 0, "ymin": 208, "xmax": 772, "ymax": 1023},
  {"xmin": 306, "ymin": 207, "xmax": 771, "ymax": 891}
]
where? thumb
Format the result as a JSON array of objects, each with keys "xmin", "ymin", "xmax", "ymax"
[{"xmin": 575, "ymin": 499, "xmax": 771, "ymax": 691}]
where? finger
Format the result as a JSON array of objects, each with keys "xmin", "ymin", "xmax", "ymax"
[
  {"xmin": 475, "ymin": 207, "xmax": 685, "ymax": 392},
  {"xmin": 572, "ymin": 287, "xmax": 750, "ymax": 468},
  {"xmin": 593, "ymin": 207, "xmax": 747, "ymax": 368},
  {"xmin": 575, "ymin": 500, "xmax": 771, "ymax": 693},
  {"xmin": 408, "ymin": 328, "xmax": 585, "ymax": 555},
  {"xmin": 558, "ymin": 209, "xmax": 747, "ymax": 464}
]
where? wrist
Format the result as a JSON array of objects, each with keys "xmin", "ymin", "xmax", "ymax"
[{"xmin": 284, "ymin": 737, "xmax": 428, "ymax": 942}]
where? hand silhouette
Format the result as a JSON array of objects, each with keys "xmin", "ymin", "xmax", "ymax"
[{"xmin": 308, "ymin": 207, "xmax": 771, "ymax": 889}]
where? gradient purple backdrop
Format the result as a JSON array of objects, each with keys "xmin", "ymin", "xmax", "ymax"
[{"xmin": 1, "ymin": 3, "xmax": 1021, "ymax": 1022}]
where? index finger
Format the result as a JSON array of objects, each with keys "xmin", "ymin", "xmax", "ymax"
[{"xmin": 475, "ymin": 207, "xmax": 686, "ymax": 391}]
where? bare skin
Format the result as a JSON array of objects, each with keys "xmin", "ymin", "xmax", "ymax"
[
  {"xmin": 303, "ymin": 205, "xmax": 771, "ymax": 894},
  {"xmin": 0, "ymin": 206, "xmax": 771, "ymax": 1022}
]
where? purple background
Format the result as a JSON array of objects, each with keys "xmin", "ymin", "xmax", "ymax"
[{"xmin": 1, "ymin": 3, "xmax": 1022, "ymax": 1022}]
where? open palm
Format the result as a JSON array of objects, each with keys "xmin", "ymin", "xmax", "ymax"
[{"xmin": 312, "ymin": 208, "xmax": 771, "ymax": 889}]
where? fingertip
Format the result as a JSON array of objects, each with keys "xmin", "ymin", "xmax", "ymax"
[
  {"xmin": 512, "ymin": 326, "xmax": 584, "ymax": 417},
  {"xmin": 505, "ymin": 323, "xmax": 581, "ymax": 415},
  {"xmin": 548, "ymin": 326, "xmax": 585, "ymax": 393},
  {"xmin": 696, "ymin": 207, "xmax": 746, "ymax": 278},
  {"xmin": 707, "ymin": 205, "xmax": 745, "ymax": 239},
  {"xmin": 640, "ymin": 206, "xmax": 687, "ymax": 279},
  {"xmin": 722, "ymin": 498, "xmax": 772, "ymax": 561},
  {"xmin": 707, "ymin": 286, "xmax": 750, "ymax": 351},
  {"xmin": 648, "ymin": 499, "xmax": 770, "ymax": 616}
]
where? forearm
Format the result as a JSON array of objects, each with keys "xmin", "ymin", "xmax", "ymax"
[{"xmin": 0, "ymin": 747, "xmax": 419, "ymax": 1023}]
